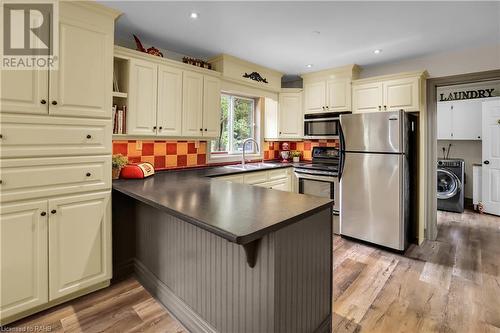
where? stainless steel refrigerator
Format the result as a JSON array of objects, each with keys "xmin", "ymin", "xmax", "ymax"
[{"xmin": 339, "ymin": 110, "xmax": 416, "ymax": 251}]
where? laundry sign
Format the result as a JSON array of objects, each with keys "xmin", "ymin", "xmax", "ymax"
[{"xmin": 439, "ymin": 88, "xmax": 495, "ymax": 101}]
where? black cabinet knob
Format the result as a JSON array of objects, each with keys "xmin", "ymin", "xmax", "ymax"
[
  {"xmin": 0, "ymin": 134, "xmax": 3, "ymax": 139},
  {"xmin": 41, "ymin": 212, "xmax": 47, "ymax": 216},
  {"xmin": 86, "ymin": 172, "xmax": 91, "ymax": 177},
  {"xmin": 484, "ymin": 160, "xmax": 490, "ymax": 165},
  {"xmin": 159, "ymin": 126, "xmax": 163, "ymax": 130},
  {"xmin": 41, "ymin": 99, "xmax": 47, "ymax": 104},
  {"xmin": 153, "ymin": 126, "xmax": 157, "ymax": 130},
  {"xmin": 51, "ymin": 101, "xmax": 57, "ymax": 105},
  {"xmin": 200, "ymin": 128, "xmax": 203, "ymax": 131},
  {"xmin": 51, "ymin": 209, "xmax": 57, "ymax": 214},
  {"xmin": 204, "ymin": 128, "xmax": 207, "ymax": 131},
  {"xmin": 86, "ymin": 134, "xmax": 92, "ymax": 139}
]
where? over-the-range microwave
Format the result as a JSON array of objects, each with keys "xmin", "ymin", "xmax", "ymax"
[{"xmin": 303, "ymin": 111, "xmax": 351, "ymax": 139}]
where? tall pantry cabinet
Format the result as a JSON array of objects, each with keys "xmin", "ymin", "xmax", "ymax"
[{"xmin": 0, "ymin": 2, "xmax": 120, "ymax": 325}]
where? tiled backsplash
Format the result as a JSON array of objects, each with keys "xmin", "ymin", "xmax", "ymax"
[
  {"xmin": 113, "ymin": 138, "xmax": 339, "ymax": 170},
  {"xmin": 263, "ymin": 139, "xmax": 339, "ymax": 161},
  {"xmin": 113, "ymin": 140, "xmax": 207, "ymax": 170}
]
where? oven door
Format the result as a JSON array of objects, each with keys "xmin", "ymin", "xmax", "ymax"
[
  {"xmin": 303, "ymin": 117, "xmax": 339, "ymax": 139},
  {"xmin": 295, "ymin": 172, "xmax": 340, "ymax": 234}
]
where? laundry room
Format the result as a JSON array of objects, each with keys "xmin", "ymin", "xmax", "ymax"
[{"xmin": 436, "ymin": 79, "xmax": 500, "ymax": 214}]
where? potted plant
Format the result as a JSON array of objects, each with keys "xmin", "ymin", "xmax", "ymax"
[
  {"xmin": 291, "ymin": 151, "xmax": 301, "ymax": 163},
  {"xmin": 112, "ymin": 154, "xmax": 128, "ymax": 180}
]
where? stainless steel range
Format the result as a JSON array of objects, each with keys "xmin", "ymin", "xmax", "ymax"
[{"xmin": 294, "ymin": 146, "xmax": 340, "ymax": 234}]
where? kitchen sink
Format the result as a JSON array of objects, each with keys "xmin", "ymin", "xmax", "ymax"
[{"xmin": 223, "ymin": 162, "xmax": 282, "ymax": 171}]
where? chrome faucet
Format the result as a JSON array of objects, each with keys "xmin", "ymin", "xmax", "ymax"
[{"xmin": 242, "ymin": 138, "xmax": 259, "ymax": 166}]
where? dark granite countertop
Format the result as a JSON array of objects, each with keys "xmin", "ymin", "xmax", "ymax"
[{"xmin": 112, "ymin": 162, "xmax": 333, "ymax": 245}]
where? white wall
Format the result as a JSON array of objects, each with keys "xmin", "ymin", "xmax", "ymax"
[
  {"xmin": 437, "ymin": 140, "xmax": 482, "ymax": 199},
  {"xmin": 360, "ymin": 43, "xmax": 500, "ymax": 78}
]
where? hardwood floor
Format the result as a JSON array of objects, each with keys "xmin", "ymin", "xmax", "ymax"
[{"xmin": 3, "ymin": 210, "xmax": 499, "ymax": 332}]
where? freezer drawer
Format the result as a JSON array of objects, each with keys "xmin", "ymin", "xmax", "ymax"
[
  {"xmin": 340, "ymin": 152, "xmax": 406, "ymax": 250},
  {"xmin": 340, "ymin": 111, "xmax": 407, "ymax": 153}
]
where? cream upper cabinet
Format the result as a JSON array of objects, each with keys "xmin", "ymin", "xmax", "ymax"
[
  {"xmin": 48, "ymin": 191, "xmax": 111, "ymax": 300},
  {"xmin": 202, "ymin": 76, "xmax": 222, "ymax": 137},
  {"xmin": 352, "ymin": 72, "xmax": 426, "ymax": 113},
  {"xmin": 127, "ymin": 59, "xmax": 158, "ymax": 135},
  {"xmin": 383, "ymin": 77, "xmax": 419, "ymax": 112},
  {"xmin": 279, "ymin": 91, "xmax": 303, "ymax": 138},
  {"xmin": 157, "ymin": 65, "xmax": 183, "ymax": 136},
  {"xmin": 304, "ymin": 81, "xmax": 326, "ymax": 113},
  {"xmin": 1, "ymin": 70, "xmax": 48, "ymax": 115},
  {"xmin": 437, "ymin": 100, "xmax": 483, "ymax": 140},
  {"xmin": 49, "ymin": 5, "xmax": 113, "ymax": 119},
  {"xmin": 352, "ymin": 82, "xmax": 383, "ymax": 113},
  {"xmin": 182, "ymin": 71, "xmax": 204, "ymax": 136},
  {"xmin": 0, "ymin": 200, "xmax": 49, "ymax": 320},
  {"xmin": 327, "ymin": 79, "xmax": 351, "ymax": 111},
  {"xmin": 437, "ymin": 102, "xmax": 453, "ymax": 140}
]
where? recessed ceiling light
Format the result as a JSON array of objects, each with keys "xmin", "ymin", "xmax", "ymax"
[
  {"xmin": 312, "ymin": 31, "xmax": 321, "ymax": 35},
  {"xmin": 306, "ymin": 64, "xmax": 313, "ymax": 68},
  {"xmin": 190, "ymin": 12, "xmax": 199, "ymax": 19},
  {"xmin": 374, "ymin": 49, "xmax": 382, "ymax": 54}
]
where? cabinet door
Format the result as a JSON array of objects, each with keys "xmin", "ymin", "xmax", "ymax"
[
  {"xmin": 128, "ymin": 59, "xmax": 158, "ymax": 135},
  {"xmin": 327, "ymin": 79, "xmax": 351, "ymax": 112},
  {"xmin": 0, "ymin": 10, "xmax": 48, "ymax": 115},
  {"xmin": 304, "ymin": 81, "xmax": 326, "ymax": 114},
  {"xmin": 352, "ymin": 82, "xmax": 383, "ymax": 113},
  {"xmin": 383, "ymin": 77, "xmax": 419, "ymax": 112},
  {"xmin": 264, "ymin": 97, "xmax": 279, "ymax": 139},
  {"xmin": 182, "ymin": 71, "xmax": 204, "ymax": 136},
  {"xmin": 157, "ymin": 65, "xmax": 183, "ymax": 136},
  {"xmin": 437, "ymin": 102, "xmax": 453, "ymax": 140},
  {"xmin": 269, "ymin": 178, "xmax": 292, "ymax": 192},
  {"xmin": 49, "ymin": 11, "xmax": 113, "ymax": 119},
  {"xmin": 48, "ymin": 191, "xmax": 111, "ymax": 300},
  {"xmin": 0, "ymin": 200, "xmax": 48, "ymax": 320},
  {"xmin": 279, "ymin": 92, "xmax": 303, "ymax": 138},
  {"xmin": 452, "ymin": 100, "xmax": 482, "ymax": 140},
  {"xmin": 202, "ymin": 76, "xmax": 221, "ymax": 137}
]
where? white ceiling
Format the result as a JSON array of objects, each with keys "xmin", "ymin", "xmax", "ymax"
[{"xmin": 101, "ymin": 1, "xmax": 500, "ymax": 76}]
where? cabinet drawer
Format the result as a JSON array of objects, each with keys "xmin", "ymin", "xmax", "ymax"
[
  {"xmin": 0, "ymin": 156, "xmax": 111, "ymax": 202},
  {"xmin": 0, "ymin": 115, "xmax": 111, "ymax": 158},
  {"xmin": 268, "ymin": 168, "xmax": 290, "ymax": 180},
  {"xmin": 243, "ymin": 171, "xmax": 269, "ymax": 184}
]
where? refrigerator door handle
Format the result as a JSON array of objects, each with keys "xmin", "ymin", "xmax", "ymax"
[{"xmin": 338, "ymin": 122, "xmax": 346, "ymax": 180}]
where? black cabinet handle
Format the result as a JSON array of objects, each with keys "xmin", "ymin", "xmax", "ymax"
[
  {"xmin": 86, "ymin": 134, "xmax": 92, "ymax": 139},
  {"xmin": 378, "ymin": 106, "xmax": 381, "ymax": 111},
  {"xmin": 153, "ymin": 126, "xmax": 157, "ymax": 130},
  {"xmin": 51, "ymin": 209, "xmax": 57, "ymax": 214},
  {"xmin": 204, "ymin": 128, "xmax": 207, "ymax": 131},
  {"xmin": 51, "ymin": 101, "xmax": 57, "ymax": 105},
  {"xmin": 484, "ymin": 160, "xmax": 490, "ymax": 165},
  {"xmin": 86, "ymin": 172, "xmax": 91, "ymax": 177},
  {"xmin": 384, "ymin": 105, "xmax": 387, "ymax": 111},
  {"xmin": 200, "ymin": 128, "xmax": 203, "ymax": 131},
  {"xmin": 41, "ymin": 212, "xmax": 47, "ymax": 216},
  {"xmin": 41, "ymin": 99, "xmax": 47, "ymax": 104},
  {"xmin": 159, "ymin": 126, "xmax": 163, "ymax": 130},
  {"xmin": 0, "ymin": 134, "xmax": 3, "ymax": 139}
]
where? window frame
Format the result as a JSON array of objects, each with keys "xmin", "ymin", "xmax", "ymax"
[{"xmin": 208, "ymin": 93, "xmax": 262, "ymax": 163}]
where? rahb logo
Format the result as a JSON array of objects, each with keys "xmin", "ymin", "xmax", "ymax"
[{"xmin": 2, "ymin": 1, "xmax": 58, "ymax": 69}]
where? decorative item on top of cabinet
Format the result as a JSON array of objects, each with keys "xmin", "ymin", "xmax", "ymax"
[
  {"xmin": 352, "ymin": 71, "xmax": 428, "ymax": 113},
  {"xmin": 133, "ymin": 34, "xmax": 164, "ymax": 57},
  {"xmin": 301, "ymin": 64, "xmax": 360, "ymax": 115}
]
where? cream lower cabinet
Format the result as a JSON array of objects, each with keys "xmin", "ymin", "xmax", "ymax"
[
  {"xmin": 0, "ymin": 192, "xmax": 111, "ymax": 322},
  {"xmin": 215, "ymin": 168, "xmax": 292, "ymax": 191},
  {"xmin": 48, "ymin": 192, "xmax": 111, "ymax": 300},
  {"xmin": 0, "ymin": 200, "xmax": 49, "ymax": 320}
]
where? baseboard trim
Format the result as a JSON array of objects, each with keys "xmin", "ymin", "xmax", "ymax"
[{"xmin": 134, "ymin": 259, "xmax": 217, "ymax": 333}]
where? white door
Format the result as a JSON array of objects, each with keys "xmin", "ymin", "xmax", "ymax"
[
  {"xmin": 327, "ymin": 79, "xmax": 351, "ymax": 112},
  {"xmin": 202, "ymin": 76, "xmax": 221, "ymax": 137},
  {"xmin": 382, "ymin": 77, "xmax": 419, "ymax": 112},
  {"xmin": 279, "ymin": 92, "xmax": 303, "ymax": 138},
  {"xmin": 48, "ymin": 191, "xmax": 111, "ymax": 300},
  {"xmin": 437, "ymin": 102, "xmax": 453, "ymax": 140},
  {"xmin": 49, "ymin": 14, "xmax": 113, "ymax": 119},
  {"xmin": 0, "ymin": 200, "xmax": 48, "ymax": 320},
  {"xmin": 182, "ymin": 71, "xmax": 204, "ymax": 136},
  {"xmin": 304, "ymin": 81, "xmax": 326, "ymax": 114},
  {"xmin": 452, "ymin": 99, "xmax": 482, "ymax": 140},
  {"xmin": 352, "ymin": 82, "xmax": 383, "ymax": 113},
  {"xmin": 128, "ymin": 59, "xmax": 158, "ymax": 135},
  {"xmin": 481, "ymin": 99, "xmax": 500, "ymax": 216},
  {"xmin": 157, "ymin": 65, "xmax": 183, "ymax": 136}
]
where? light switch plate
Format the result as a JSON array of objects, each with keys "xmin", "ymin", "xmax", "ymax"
[{"xmin": 136, "ymin": 141, "xmax": 142, "ymax": 150}]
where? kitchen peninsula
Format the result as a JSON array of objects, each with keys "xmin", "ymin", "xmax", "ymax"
[{"xmin": 112, "ymin": 164, "xmax": 333, "ymax": 333}]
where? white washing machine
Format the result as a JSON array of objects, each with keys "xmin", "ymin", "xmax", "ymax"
[{"xmin": 437, "ymin": 159, "xmax": 465, "ymax": 213}]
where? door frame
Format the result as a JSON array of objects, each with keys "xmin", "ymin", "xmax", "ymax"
[{"xmin": 425, "ymin": 69, "xmax": 500, "ymax": 240}]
